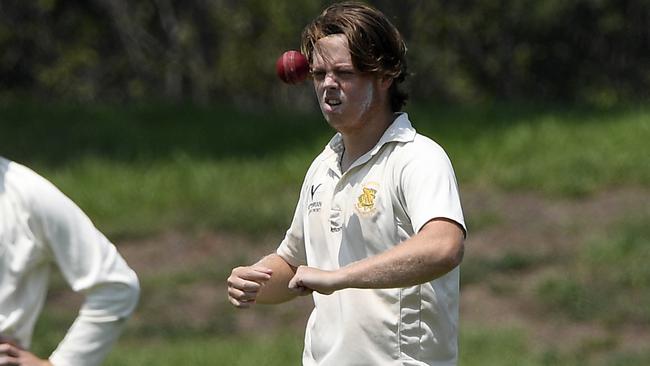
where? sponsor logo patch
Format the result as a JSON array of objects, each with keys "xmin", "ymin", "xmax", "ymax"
[{"xmin": 308, "ymin": 183, "xmax": 323, "ymax": 214}]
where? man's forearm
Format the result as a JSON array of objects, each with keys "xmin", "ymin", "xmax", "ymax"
[
  {"xmin": 289, "ymin": 219, "xmax": 465, "ymax": 294},
  {"xmin": 255, "ymin": 254, "xmax": 300, "ymax": 304},
  {"xmin": 339, "ymin": 226, "xmax": 463, "ymax": 289}
]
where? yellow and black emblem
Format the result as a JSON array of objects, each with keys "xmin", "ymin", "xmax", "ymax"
[{"xmin": 355, "ymin": 183, "xmax": 379, "ymax": 215}]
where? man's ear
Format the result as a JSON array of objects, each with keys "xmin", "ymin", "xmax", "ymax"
[{"xmin": 379, "ymin": 75, "xmax": 393, "ymax": 91}]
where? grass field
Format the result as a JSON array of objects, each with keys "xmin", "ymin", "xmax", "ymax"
[
  {"xmin": 3, "ymin": 103, "xmax": 649, "ymax": 237},
  {"xmin": 2, "ymin": 103, "xmax": 649, "ymax": 365}
]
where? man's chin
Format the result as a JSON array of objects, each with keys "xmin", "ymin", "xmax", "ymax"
[{"xmin": 320, "ymin": 107, "xmax": 342, "ymax": 123}]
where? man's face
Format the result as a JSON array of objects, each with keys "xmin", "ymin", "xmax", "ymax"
[{"xmin": 311, "ymin": 34, "xmax": 380, "ymax": 133}]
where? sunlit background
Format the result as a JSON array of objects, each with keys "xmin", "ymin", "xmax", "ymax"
[{"xmin": 1, "ymin": 1, "xmax": 649, "ymax": 365}]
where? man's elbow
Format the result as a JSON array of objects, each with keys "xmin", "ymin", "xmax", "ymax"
[
  {"xmin": 121, "ymin": 275, "xmax": 140, "ymax": 318},
  {"xmin": 441, "ymin": 237, "xmax": 465, "ymax": 272},
  {"xmin": 105, "ymin": 279, "xmax": 141, "ymax": 319},
  {"xmin": 81, "ymin": 278, "xmax": 140, "ymax": 322},
  {"xmin": 107, "ymin": 274, "xmax": 141, "ymax": 319},
  {"xmin": 421, "ymin": 218, "xmax": 465, "ymax": 272}
]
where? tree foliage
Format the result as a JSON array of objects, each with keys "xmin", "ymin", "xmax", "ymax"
[{"xmin": 1, "ymin": 0, "xmax": 648, "ymax": 106}]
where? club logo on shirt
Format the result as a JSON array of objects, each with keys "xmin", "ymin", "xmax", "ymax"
[{"xmin": 355, "ymin": 182, "xmax": 380, "ymax": 215}]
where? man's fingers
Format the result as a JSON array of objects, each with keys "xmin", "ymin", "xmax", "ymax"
[
  {"xmin": 228, "ymin": 277, "xmax": 263, "ymax": 292},
  {"xmin": 0, "ymin": 355, "xmax": 21, "ymax": 366},
  {"xmin": 228, "ymin": 287, "xmax": 259, "ymax": 301},
  {"xmin": 287, "ymin": 275, "xmax": 298, "ymax": 289},
  {"xmin": 243, "ymin": 266, "xmax": 273, "ymax": 279},
  {"xmin": 0, "ymin": 336, "xmax": 19, "ymax": 348},
  {"xmin": 289, "ymin": 284, "xmax": 314, "ymax": 297},
  {"xmin": 288, "ymin": 274, "xmax": 313, "ymax": 296},
  {"xmin": 0, "ymin": 343, "xmax": 19, "ymax": 356},
  {"xmin": 288, "ymin": 266, "xmax": 312, "ymax": 290},
  {"xmin": 229, "ymin": 267, "xmax": 272, "ymax": 283},
  {"xmin": 228, "ymin": 294, "xmax": 257, "ymax": 309},
  {"xmin": 0, "ymin": 343, "xmax": 20, "ymax": 366},
  {"xmin": 227, "ymin": 267, "xmax": 271, "ymax": 309}
]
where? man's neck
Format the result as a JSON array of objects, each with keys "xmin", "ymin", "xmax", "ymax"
[{"xmin": 339, "ymin": 109, "xmax": 394, "ymax": 172}]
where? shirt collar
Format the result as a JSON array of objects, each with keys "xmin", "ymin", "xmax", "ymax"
[
  {"xmin": 370, "ymin": 112, "xmax": 416, "ymax": 153},
  {"xmin": 323, "ymin": 112, "xmax": 416, "ymax": 171}
]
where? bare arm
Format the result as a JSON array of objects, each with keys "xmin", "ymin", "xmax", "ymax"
[
  {"xmin": 288, "ymin": 218, "xmax": 465, "ymax": 294},
  {"xmin": 228, "ymin": 253, "xmax": 306, "ymax": 308}
]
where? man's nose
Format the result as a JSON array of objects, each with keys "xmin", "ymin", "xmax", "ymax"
[{"xmin": 323, "ymin": 72, "xmax": 339, "ymax": 88}]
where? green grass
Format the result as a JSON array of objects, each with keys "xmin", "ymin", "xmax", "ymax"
[
  {"xmin": 0, "ymin": 102, "xmax": 331, "ymax": 165},
  {"xmin": 460, "ymin": 327, "xmax": 533, "ymax": 365},
  {"xmin": 34, "ymin": 319, "xmax": 650, "ymax": 365},
  {"xmin": 32, "ymin": 318, "xmax": 304, "ymax": 366},
  {"xmin": 410, "ymin": 104, "xmax": 650, "ymax": 196},
  {"xmin": 11, "ymin": 102, "xmax": 648, "ymax": 365},
  {"xmin": 2, "ymin": 103, "xmax": 648, "ymax": 237},
  {"xmin": 46, "ymin": 154, "xmax": 309, "ymax": 237},
  {"xmin": 461, "ymin": 250, "xmax": 546, "ymax": 286},
  {"xmin": 537, "ymin": 213, "xmax": 650, "ymax": 326},
  {"xmin": 461, "ymin": 326, "xmax": 650, "ymax": 366},
  {"xmin": 104, "ymin": 334, "xmax": 305, "ymax": 366}
]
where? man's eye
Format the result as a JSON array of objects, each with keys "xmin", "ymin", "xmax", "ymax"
[
  {"xmin": 312, "ymin": 71, "xmax": 326, "ymax": 79},
  {"xmin": 337, "ymin": 70, "xmax": 355, "ymax": 77}
]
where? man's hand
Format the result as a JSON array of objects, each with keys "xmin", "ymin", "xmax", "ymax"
[
  {"xmin": 227, "ymin": 266, "xmax": 273, "ymax": 308},
  {"xmin": 0, "ymin": 342, "xmax": 52, "ymax": 366},
  {"xmin": 288, "ymin": 266, "xmax": 344, "ymax": 295}
]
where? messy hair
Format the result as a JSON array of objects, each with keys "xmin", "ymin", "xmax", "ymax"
[{"xmin": 301, "ymin": 1, "xmax": 409, "ymax": 112}]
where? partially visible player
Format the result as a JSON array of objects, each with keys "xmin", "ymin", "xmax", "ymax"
[
  {"xmin": 228, "ymin": 2, "xmax": 466, "ymax": 365},
  {"xmin": 1, "ymin": 156, "xmax": 140, "ymax": 366}
]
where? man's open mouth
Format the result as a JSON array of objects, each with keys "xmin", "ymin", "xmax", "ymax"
[{"xmin": 325, "ymin": 97, "xmax": 341, "ymax": 106}]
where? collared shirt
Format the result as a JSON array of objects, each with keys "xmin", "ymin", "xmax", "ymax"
[
  {"xmin": 0, "ymin": 157, "xmax": 139, "ymax": 366},
  {"xmin": 277, "ymin": 113, "xmax": 466, "ymax": 366}
]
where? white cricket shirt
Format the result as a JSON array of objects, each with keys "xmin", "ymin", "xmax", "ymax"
[
  {"xmin": 0, "ymin": 157, "xmax": 140, "ymax": 366},
  {"xmin": 277, "ymin": 113, "xmax": 466, "ymax": 366}
]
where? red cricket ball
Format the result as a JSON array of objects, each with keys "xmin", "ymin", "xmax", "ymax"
[{"xmin": 276, "ymin": 50, "xmax": 310, "ymax": 84}]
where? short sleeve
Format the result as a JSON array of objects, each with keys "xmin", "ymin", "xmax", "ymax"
[
  {"xmin": 276, "ymin": 180, "xmax": 308, "ymax": 267},
  {"xmin": 274, "ymin": 154, "xmax": 330, "ymax": 268},
  {"xmin": 398, "ymin": 137, "xmax": 466, "ymax": 236}
]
